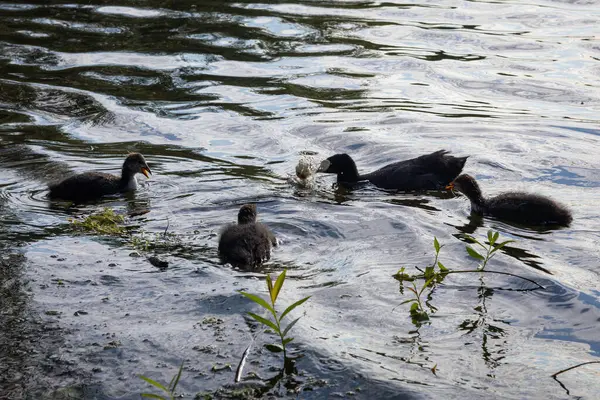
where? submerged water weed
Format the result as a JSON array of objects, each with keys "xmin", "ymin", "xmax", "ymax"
[
  {"xmin": 129, "ymin": 222, "xmax": 179, "ymax": 269},
  {"xmin": 139, "ymin": 361, "xmax": 184, "ymax": 400},
  {"xmin": 129, "ymin": 219, "xmax": 179, "ymax": 253},
  {"xmin": 130, "ymin": 231, "xmax": 176, "ymax": 253},
  {"xmin": 69, "ymin": 208, "xmax": 126, "ymax": 235},
  {"xmin": 239, "ymin": 270, "xmax": 310, "ymax": 374}
]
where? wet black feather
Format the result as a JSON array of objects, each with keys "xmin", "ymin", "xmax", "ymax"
[
  {"xmin": 218, "ymin": 204, "xmax": 277, "ymax": 270},
  {"xmin": 48, "ymin": 153, "xmax": 150, "ymax": 202},
  {"xmin": 319, "ymin": 150, "xmax": 468, "ymax": 190},
  {"xmin": 450, "ymin": 174, "xmax": 572, "ymax": 226}
]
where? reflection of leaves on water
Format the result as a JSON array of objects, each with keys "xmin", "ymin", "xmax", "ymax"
[
  {"xmin": 298, "ymin": 280, "xmax": 343, "ymax": 289},
  {"xmin": 459, "ymin": 277, "xmax": 507, "ymax": 373},
  {"xmin": 363, "ymin": 328, "xmax": 434, "ymax": 371},
  {"xmin": 319, "ymin": 183, "xmax": 451, "ymax": 208}
]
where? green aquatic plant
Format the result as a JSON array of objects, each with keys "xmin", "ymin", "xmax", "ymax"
[
  {"xmin": 464, "ymin": 230, "xmax": 514, "ymax": 271},
  {"xmin": 69, "ymin": 208, "xmax": 126, "ymax": 235},
  {"xmin": 239, "ymin": 270, "xmax": 310, "ymax": 373},
  {"xmin": 130, "ymin": 234, "xmax": 151, "ymax": 252},
  {"xmin": 394, "ymin": 231, "xmax": 542, "ymax": 324},
  {"xmin": 129, "ymin": 220, "xmax": 178, "ymax": 253},
  {"xmin": 139, "ymin": 361, "xmax": 184, "ymax": 400},
  {"xmin": 396, "ymin": 237, "xmax": 446, "ymax": 324}
]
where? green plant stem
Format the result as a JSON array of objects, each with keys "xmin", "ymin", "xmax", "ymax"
[
  {"xmin": 441, "ymin": 270, "xmax": 544, "ymax": 290},
  {"xmin": 418, "ymin": 280, "xmax": 431, "ymax": 299},
  {"xmin": 412, "ymin": 282, "xmax": 425, "ymax": 312},
  {"xmin": 269, "ymin": 297, "xmax": 287, "ymax": 361},
  {"xmin": 482, "ymin": 248, "xmax": 494, "ymax": 270},
  {"xmin": 432, "ymin": 251, "xmax": 440, "ymax": 270}
]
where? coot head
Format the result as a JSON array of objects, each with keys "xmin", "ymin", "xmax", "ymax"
[
  {"xmin": 238, "ymin": 204, "xmax": 257, "ymax": 224},
  {"xmin": 446, "ymin": 174, "xmax": 484, "ymax": 204},
  {"xmin": 317, "ymin": 153, "xmax": 359, "ymax": 181},
  {"xmin": 123, "ymin": 153, "xmax": 152, "ymax": 179}
]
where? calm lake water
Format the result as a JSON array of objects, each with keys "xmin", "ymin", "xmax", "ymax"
[{"xmin": 1, "ymin": 0, "xmax": 600, "ymax": 398}]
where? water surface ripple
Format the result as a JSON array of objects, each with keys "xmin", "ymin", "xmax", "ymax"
[{"xmin": 1, "ymin": 0, "xmax": 599, "ymax": 398}]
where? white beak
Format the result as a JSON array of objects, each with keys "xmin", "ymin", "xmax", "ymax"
[{"xmin": 317, "ymin": 159, "xmax": 331, "ymax": 172}]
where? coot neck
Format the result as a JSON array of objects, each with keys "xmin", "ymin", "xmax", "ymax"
[
  {"xmin": 120, "ymin": 166, "xmax": 138, "ymax": 190},
  {"xmin": 464, "ymin": 182, "xmax": 486, "ymax": 212}
]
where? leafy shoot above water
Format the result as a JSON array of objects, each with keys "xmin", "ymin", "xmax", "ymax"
[
  {"xmin": 465, "ymin": 230, "xmax": 514, "ymax": 271},
  {"xmin": 394, "ymin": 231, "xmax": 542, "ymax": 325},
  {"xmin": 139, "ymin": 361, "xmax": 184, "ymax": 400},
  {"xmin": 395, "ymin": 237, "xmax": 445, "ymax": 325},
  {"xmin": 239, "ymin": 270, "xmax": 310, "ymax": 374}
]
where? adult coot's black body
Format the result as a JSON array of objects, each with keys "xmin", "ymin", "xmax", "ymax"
[
  {"xmin": 48, "ymin": 153, "xmax": 151, "ymax": 202},
  {"xmin": 317, "ymin": 150, "xmax": 468, "ymax": 190},
  {"xmin": 218, "ymin": 204, "xmax": 277, "ymax": 270},
  {"xmin": 447, "ymin": 174, "xmax": 572, "ymax": 226}
]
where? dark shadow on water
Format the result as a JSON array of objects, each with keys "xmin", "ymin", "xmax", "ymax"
[
  {"xmin": 450, "ymin": 214, "xmax": 554, "ymax": 274},
  {"xmin": 319, "ymin": 181, "xmax": 457, "ymax": 208},
  {"xmin": 384, "ymin": 197, "xmax": 439, "ymax": 212},
  {"xmin": 448, "ymin": 213, "xmax": 485, "ymax": 235},
  {"xmin": 452, "ymin": 229, "xmax": 549, "ymax": 274},
  {"xmin": 0, "ymin": 225, "xmax": 91, "ymax": 397}
]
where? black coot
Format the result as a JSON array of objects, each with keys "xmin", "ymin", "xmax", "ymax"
[
  {"xmin": 447, "ymin": 174, "xmax": 572, "ymax": 226},
  {"xmin": 48, "ymin": 153, "xmax": 151, "ymax": 202},
  {"xmin": 218, "ymin": 204, "xmax": 277, "ymax": 270},
  {"xmin": 317, "ymin": 150, "xmax": 467, "ymax": 190}
]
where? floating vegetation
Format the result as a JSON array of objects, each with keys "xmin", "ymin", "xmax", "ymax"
[
  {"xmin": 211, "ymin": 363, "xmax": 232, "ymax": 373},
  {"xmin": 129, "ymin": 225, "xmax": 179, "ymax": 269},
  {"xmin": 239, "ymin": 270, "xmax": 310, "ymax": 374},
  {"xmin": 129, "ymin": 230, "xmax": 180, "ymax": 254},
  {"xmin": 68, "ymin": 209, "xmax": 179, "ymax": 272},
  {"xmin": 69, "ymin": 208, "xmax": 127, "ymax": 236}
]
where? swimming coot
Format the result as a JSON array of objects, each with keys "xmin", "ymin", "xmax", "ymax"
[
  {"xmin": 48, "ymin": 153, "xmax": 151, "ymax": 202},
  {"xmin": 317, "ymin": 150, "xmax": 468, "ymax": 190},
  {"xmin": 446, "ymin": 174, "xmax": 572, "ymax": 226},
  {"xmin": 218, "ymin": 204, "xmax": 277, "ymax": 270}
]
